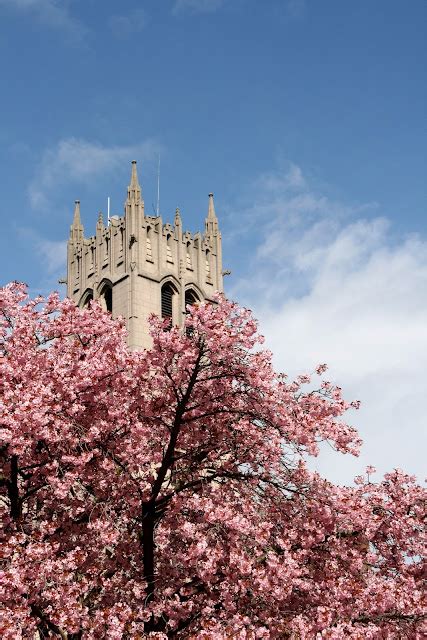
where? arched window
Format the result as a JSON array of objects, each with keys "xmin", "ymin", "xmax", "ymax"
[
  {"xmin": 83, "ymin": 293, "xmax": 93, "ymax": 308},
  {"xmin": 79, "ymin": 290, "xmax": 93, "ymax": 309},
  {"xmin": 99, "ymin": 283, "xmax": 113, "ymax": 313},
  {"xmin": 185, "ymin": 289, "xmax": 199, "ymax": 310},
  {"xmin": 161, "ymin": 283, "xmax": 174, "ymax": 329}
]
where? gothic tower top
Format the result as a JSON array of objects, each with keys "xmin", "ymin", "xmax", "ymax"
[{"xmin": 67, "ymin": 161, "xmax": 223, "ymax": 350}]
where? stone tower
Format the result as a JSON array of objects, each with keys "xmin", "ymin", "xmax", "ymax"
[{"xmin": 67, "ymin": 161, "xmax": 223, "ymax": 349}]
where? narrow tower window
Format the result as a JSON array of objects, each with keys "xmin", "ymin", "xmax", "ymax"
[
  {"xmin": 205, "ymin": 249, "xmax": 211, "ymax": 279},
  {"xmin": 166, "ymin": 234, "xmax": 173, "ymax": 263},
  {"xmin": 161, "ymin": 283, "xmax": 174, "ymax": 329},
  {"xmin": 146, "ymin": 226, "xmax": 153, "ymax": 261},
  {"xmin": 90, "ymin": 245, "xmax": 95, "ymax": 272},
  {"xmin": 186, "ymin": 242, "xmax": 192, "ymax": 269}
]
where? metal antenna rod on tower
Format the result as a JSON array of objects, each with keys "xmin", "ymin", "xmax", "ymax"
[{"xmin": 156, "ymin": 154, "xmax": 160, "ymax": 216}]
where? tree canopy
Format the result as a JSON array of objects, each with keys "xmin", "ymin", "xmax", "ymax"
[{"xmin": 1, "ymin": 282, "xmax": 425, "ymax": 638}]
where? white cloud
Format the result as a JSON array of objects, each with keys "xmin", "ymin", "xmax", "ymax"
[
  {"xmin": 16, "ymin": 227, "xmax": 67, "ymax": 280},
  {"xmin": 257, "ymin": 162, "xmax": 307, "ymax": 193},
  {"xmin": 229, "ymin": 163, "xmax": 427, "ymax": 485},
  {"xmin": 36, "ymin": 238, "xmax": 67, "ymax": 274},
  {"xmin": 173, "ymin": 0, "xmax": 225, "ymax": 14},
  {"xmin": 29, "ymin": 137, "xmax": 161, "ymax": 211},
  {"xmin": 108, "ymin": 8, "xmax": 147, "ymax": 37},
  {"xmin": 0, "ymin": 0, "xmax": 87, "ymax": 38}
]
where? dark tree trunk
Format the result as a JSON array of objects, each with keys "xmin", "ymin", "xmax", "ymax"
[
  {"xmin": 9, "ymin": 455, "xmax": 22, "ymax": 520},
  {"xmin": 142, "ymin": 499, "xmax": 156, "ymax": 603}
]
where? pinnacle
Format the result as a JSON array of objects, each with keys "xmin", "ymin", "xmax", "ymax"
[
  {"xmin": 207, "ymin": 192, "xmax": 217, "ymax": 220},
  {"xmin": 127, "ymin": 160, "xmax": 142, "ymax": 204},
  {"xmin": 130, "ymin": 160, "xmax": 140, "ymax": 189},
  {"xmin": 72, "ymin": 200, "xmax": 82, "ymax": 227}
]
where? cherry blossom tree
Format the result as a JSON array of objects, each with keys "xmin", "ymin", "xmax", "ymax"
[{"xmin": 1, "ymin": 282, "xmax": 425, "ymax": 639}]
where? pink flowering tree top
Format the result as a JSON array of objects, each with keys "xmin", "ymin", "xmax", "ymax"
[{"xmin": 1, "ymin": 283, "xmax": 426, "ymax": 639}]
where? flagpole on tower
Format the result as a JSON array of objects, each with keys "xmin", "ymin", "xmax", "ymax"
[{"xmin": 156, "ymin": 154, "xmax": 160, "ymax": 217}]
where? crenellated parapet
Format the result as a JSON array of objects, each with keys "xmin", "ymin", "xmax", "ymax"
[{"xmin": 67, "ymin": 161, "xmax": 224, "ymax": 349}]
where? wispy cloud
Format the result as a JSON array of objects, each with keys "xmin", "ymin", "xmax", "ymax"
[
  {"xmin": 108, "ymin": 8, "xmax": 147, "ymax": 37},
  {"xmin": 36, "ymin": 238, "xmax": 67, "ymax": 274},
  {"xmin": 173, "ymin": 0, "xmax": 225, "ymax": 15},
  {"xmin": 227, "ymin": 162, "xmax": 427, "ymax": 485},
  {"xmin": 29, "ymin": 137, "xmax": 161, "ymax": 212},
  {"xmin": 173, "ymin": 0, "xmax": 306, "ymax": 17},
  {"xmin": 16, "ymin": 227, "xmax": 67, "ymax": 283},
  {"xmin": 0, "ymin": 0, "xmax": 87, "ymax": 39}
]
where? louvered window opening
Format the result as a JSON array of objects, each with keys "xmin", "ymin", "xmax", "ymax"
[{"xmin": 161, "ymin": 285, "xmax": 173, "ymax": 328}]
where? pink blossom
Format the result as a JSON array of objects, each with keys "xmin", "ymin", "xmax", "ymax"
[{"xmin": 1, "ymin": 283, "xmax": 425, "ymax": 638}]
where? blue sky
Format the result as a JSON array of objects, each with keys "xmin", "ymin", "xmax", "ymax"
[{"xmin": 0, "ymin": 0, "xmax": 426, "ymax": 484}]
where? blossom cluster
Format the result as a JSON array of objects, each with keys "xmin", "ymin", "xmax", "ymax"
[{"xmin": 1, "ymin": 283, "xmax": 425, "ymax": 638}]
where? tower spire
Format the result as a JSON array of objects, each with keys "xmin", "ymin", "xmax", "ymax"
[
  {"xmin": 207, "ymin": 193, "xmax": 217, "ymax": 220},
  {"xmin": 70, "ymin": 199, "xmax": 84, "ymax": 242},
  {"xmin": 205, "ymin": 192, "xmax": 219, "ymax": 236},
  {"xmin": 73, "ymin": 199, "xmax": 82, "ymax": 226},
  {"xmin": 127, "ymin": 160, "xmax": 142, "ymax": 202}
]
